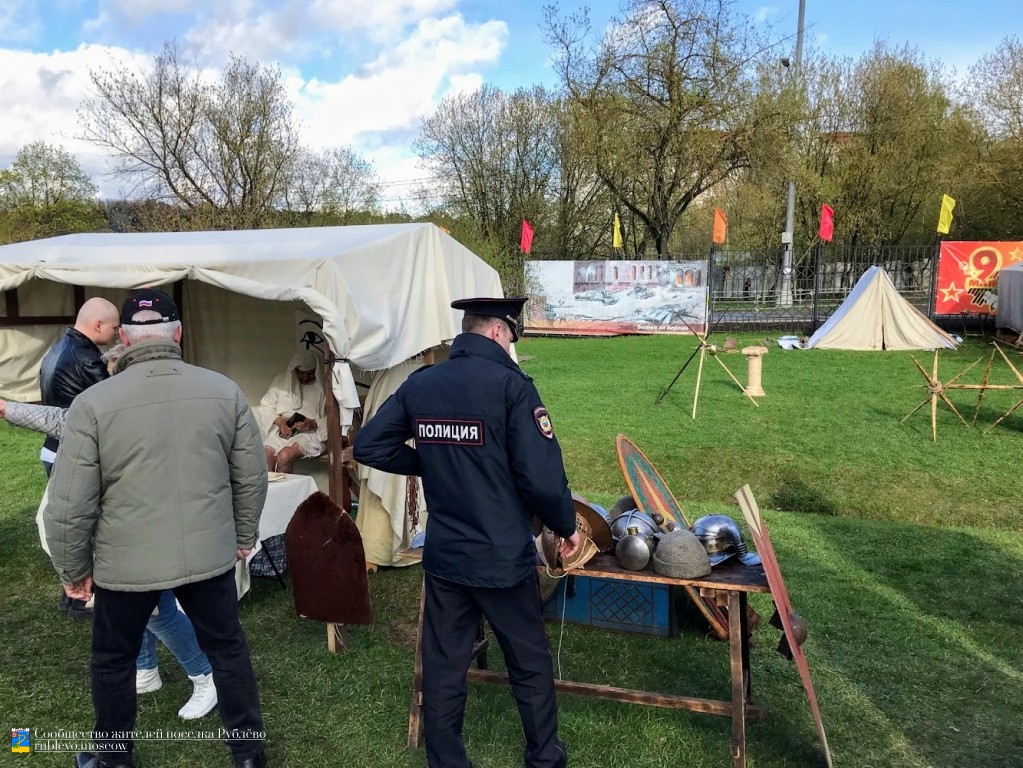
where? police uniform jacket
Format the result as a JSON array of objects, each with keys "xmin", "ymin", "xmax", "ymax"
[{"xmin": 354, "ymin": 332, "xmax": 576, "ymax": 588}]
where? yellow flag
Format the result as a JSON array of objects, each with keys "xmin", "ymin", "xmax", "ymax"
[
  {"xmin": 937, "ymin": 194, "xmax": 955, "ymax": 235},
  {"xmin": 613, "ymin": 213, "xmax": 623, "ymax": 249}
]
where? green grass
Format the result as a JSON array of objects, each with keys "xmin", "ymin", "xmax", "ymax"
[{"xmin": 2, "ymin": 335, "xmax": 1022, "ymax": 767}]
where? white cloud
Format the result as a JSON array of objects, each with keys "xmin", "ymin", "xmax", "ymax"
[
  {"xmin": 0, "ymin": 5, "xmax": 509, "ymax": 207},
  {"xmin": 183, "ymin": 5, "xmax": 309, "ymax": 63},
  {"xmin": 91, "ymin": 0, "xmax": 208, "ymax": 26},
  {"xmin": 294, "ymin": 15, "xmax": 506, "ymax": 147},
  {"xmin": 175, "ymin": 0, "xmax": 461, "ymax": 65},
  {"xmin": 309, "ymin": 0, "xmax": 457, "ymax": 35},
  {"xmin": 0, "ymin": 44, "xmax": 147, "ymax": 198}
]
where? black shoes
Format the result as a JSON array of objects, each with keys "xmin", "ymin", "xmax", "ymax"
[
  {"xmin": 60, "ymin": 593, "xmax": 93, "ymax": 620},
  {"xmin": 75, "ymin": 752, "xmax": 133, "ymax": 768},
  {"xmin": 234, "ymin": 750, "xmax": 268, "ymax": 768}
]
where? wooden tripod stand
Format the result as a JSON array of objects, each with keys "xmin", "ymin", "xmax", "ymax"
[{"xmin": 655, "ymin": 318, "xmax": 759, "ymax": 419}]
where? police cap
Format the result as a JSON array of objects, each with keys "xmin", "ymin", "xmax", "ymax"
[{"xmin": 451, "ymin": 296, "xmax": 528, "ymax": 342}]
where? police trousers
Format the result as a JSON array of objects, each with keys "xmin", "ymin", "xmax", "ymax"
[{"xmin": 422, "ymin": 572, "xmax": 567, "ymax": 768}]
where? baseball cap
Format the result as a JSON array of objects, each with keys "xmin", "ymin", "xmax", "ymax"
[{"xmin": 121, "ymin": 288, "xmax": 180, "ymax": 325}]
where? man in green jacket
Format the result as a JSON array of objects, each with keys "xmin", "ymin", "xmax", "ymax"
[{"xmin": 45, "ymin": 288, "xmax": 270, "ymax": 768}]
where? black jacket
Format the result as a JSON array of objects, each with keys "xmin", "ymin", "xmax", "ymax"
[
  {"xmin": 39, "ymin": 328, "xmax": 108, "ymax": 451},
  {"xmin": 354, "ymin": 333, "xmax": 575, "ymax": 587}
]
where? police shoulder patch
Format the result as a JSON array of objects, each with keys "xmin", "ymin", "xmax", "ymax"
[{"xmin": 533, "ymin": 406, "xmax": 554, "ymax": 439}]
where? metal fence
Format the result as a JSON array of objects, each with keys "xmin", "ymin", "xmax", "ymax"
[{"xmin": 701, "ymin": 243, "xmax": 940, "ymax": 334}]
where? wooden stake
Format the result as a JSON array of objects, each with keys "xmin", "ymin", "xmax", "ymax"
[
  {"xmin": 326, "ymin": 623, "xmax": 348, "ymax": 654},
  {"xmin": 692, "ymin": 345, "xmax": 706, "ymax": 419},
  {"xmin": 972, "ymin": 349, "xmax": 997, "ymax": 425}
]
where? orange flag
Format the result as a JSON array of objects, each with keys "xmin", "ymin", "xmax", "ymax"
[{"xmin": 712, "ymin": 208, "xmax": 727, "ymax": 244}]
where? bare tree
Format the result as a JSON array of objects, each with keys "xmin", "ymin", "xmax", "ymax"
[
  {"xmin": 79, "ymin": 42, "xmax": 379, "ymax": 230},
  {"xmin": 416, "ymin": 84, "xmax": 560, "ymax": 248},
  {"xmin": 285, "ymin": 147, "xmax": 381, "ymax": 219},
  {"xmin": 545, "ymin": 0, "xmax": 792, "ymax": 257}
]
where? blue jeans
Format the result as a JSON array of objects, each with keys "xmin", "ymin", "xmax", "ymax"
[{"xmin": 136, "ymin": 590, "xmax": 212, "ymax": 677}]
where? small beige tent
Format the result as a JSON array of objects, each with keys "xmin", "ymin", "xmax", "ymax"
[{"xmin": 805, "ymin": 266, "xmax": 957, "ymax": 351}]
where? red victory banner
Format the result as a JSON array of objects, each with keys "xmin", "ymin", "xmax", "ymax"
[{"xmin": 935, "ymin": 241, "xmax": 1023, "ymax": 314}]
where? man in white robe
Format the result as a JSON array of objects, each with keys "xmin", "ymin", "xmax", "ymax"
[{"xmin": 259, "ymin": 350, "xmax": 328, "ymax": 472}]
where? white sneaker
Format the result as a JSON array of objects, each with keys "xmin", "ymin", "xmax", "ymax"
[
  {"xmin": 178, "ymin": 673, "xmax": 217, "ymax": 720},
  {"xmin": 136, "ymin": 667, "xmax": 163, "ymax": 694}
]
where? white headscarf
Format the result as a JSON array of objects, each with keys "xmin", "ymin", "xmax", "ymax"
[{"xmin": 278, "ymin": 349, "xmax": 325, "ymax": 414}]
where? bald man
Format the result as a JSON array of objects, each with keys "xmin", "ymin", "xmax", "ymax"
[
  {"xmin": 39, "ymin": 297, "xmax": 120, "ymax": 618},
  {"xmin": 40, "ymin": 297, "xmax": 120, "ymax": 471}
]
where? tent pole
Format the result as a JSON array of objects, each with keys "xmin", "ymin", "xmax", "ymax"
[
  {"xmin": 324, "ymin": 356, "xmax": 351, "ymax": 512},
  {"xmin": 810, "ymin": 241, "xmax": 822, "ymax": 333}
]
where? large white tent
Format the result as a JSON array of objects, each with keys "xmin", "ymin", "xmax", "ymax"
[
  {"xmin": 1, "ymin": 223, "xmax": 504, "ymax": 568},
  {"xmin": 805, "ymin": 265, "xmax": 957, "ymax": 351},
  {"xmin": 0, "ymin": 223, "xmax": 503, "ymax": 422}
]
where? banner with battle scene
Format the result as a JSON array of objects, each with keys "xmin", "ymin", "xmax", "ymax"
[
  {"xmin": 935, "ymin": 241, "xmax": 1023, "ymax": 315},
  {"xmin": 524, "ymin": 260, "xmax": 708, "ymax": 336}
]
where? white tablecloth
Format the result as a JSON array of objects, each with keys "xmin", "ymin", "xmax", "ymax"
[
  {"xmin": 36, "ymin": 473, "xmax": 319, "ymax": 600},
  {"xmin": 236, "ymin": 473, "xmax": 319, "ymax": 598}
]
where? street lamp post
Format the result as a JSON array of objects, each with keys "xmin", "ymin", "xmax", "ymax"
[{"xmin": 779, "ymin": 0, "xmax": 806, "ymax": 308}]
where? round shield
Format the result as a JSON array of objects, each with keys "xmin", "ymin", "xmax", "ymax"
[{"xmin": 572, "ymin": 494, "xmax": 613, "ymax": 552}]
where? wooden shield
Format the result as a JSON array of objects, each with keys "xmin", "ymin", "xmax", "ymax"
[
  {"xmin": 734, "ymin": 484, "xmax": 833, "ymax": 768},
  {"xmin": 285, "ymin": 491, "xmax": 373, "ymax": 625},
  {"xmin": 616, "ymin": 434, "xmax": 728, "ymax": 640}
]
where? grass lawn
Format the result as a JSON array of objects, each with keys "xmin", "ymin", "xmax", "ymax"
[{"xmin": 1, "ymin": 334, "xmax": 1021, "ymax": 767}]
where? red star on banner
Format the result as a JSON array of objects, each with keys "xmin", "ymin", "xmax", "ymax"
[{"xmin": 941, "ymin": 282, "xmax": 965, "ymax": 304}]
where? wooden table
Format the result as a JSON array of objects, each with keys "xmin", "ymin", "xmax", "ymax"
[{"xmin": 406, "ymin": 553, "xmax": 771, "ymax": 767}]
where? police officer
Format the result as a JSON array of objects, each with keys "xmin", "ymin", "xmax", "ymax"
[{"xmin": 354, "ymin": 296, "xmax": 580, "ymax": 768}]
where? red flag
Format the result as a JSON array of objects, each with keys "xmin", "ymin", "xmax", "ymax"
[
  {"xmin": 520, "ymin": 219, "xmax": 534, "ymax": 254},
  {"xmin": 818, "ymin": 204, "xmax": 834, "ymax": 242},
  {"xmin": 712, "ymin": 208, "xmax": 727, "ymax": 244}
]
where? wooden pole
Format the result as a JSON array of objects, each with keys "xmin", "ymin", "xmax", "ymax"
[
  {"xmin": 323, "ymin": 352, "xmax": 351, "ymax": 654},
  {"xmin": 323, "ymin": 356, "xmax": 350, "ymax": 512},
  {"xmin": 691, "ymin": 345, "xmax": 706, "ymax": 420},
  {"xmin": 326, "ymin": 622, "xmax": 349, "ymax": 654}
]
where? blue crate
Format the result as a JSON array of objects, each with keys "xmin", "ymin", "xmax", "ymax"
[{"xmin": 542, "ymin": 574, "xmax": 676, "ymax": 637}]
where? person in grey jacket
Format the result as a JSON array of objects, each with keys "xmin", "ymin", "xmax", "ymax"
[
  {"xmin": 44, "ymin": 288, "xmax": 270, "ymax": 768},
  {"xmin": 0, "ymin": 387, "xmax": 219, "ymax": 721}
]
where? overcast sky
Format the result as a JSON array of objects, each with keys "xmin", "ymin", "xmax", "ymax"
[{"xmin": 1, "ymin": 0, "xmax": 1019, "ymax": 208}]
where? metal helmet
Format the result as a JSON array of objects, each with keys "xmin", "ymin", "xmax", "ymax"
[
  {"xmin": 610, "ymin": 509, "xmax": 659, "ymax": 542},
  {"xmin": 690, "ymin": 514, "xmax": 761, "ymax": 567},
  {"xmin": 615, "ymin": 526, "xmax": 653, "ymax": 571}
]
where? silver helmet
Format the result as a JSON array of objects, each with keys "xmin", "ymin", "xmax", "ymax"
[
  {"xmin": 610, "ymin": 509, "xmax": 659, "ymax": 541},
  {"xmin": 690, "ymin": 514, "xmax": 761, "ymax": 567}
]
